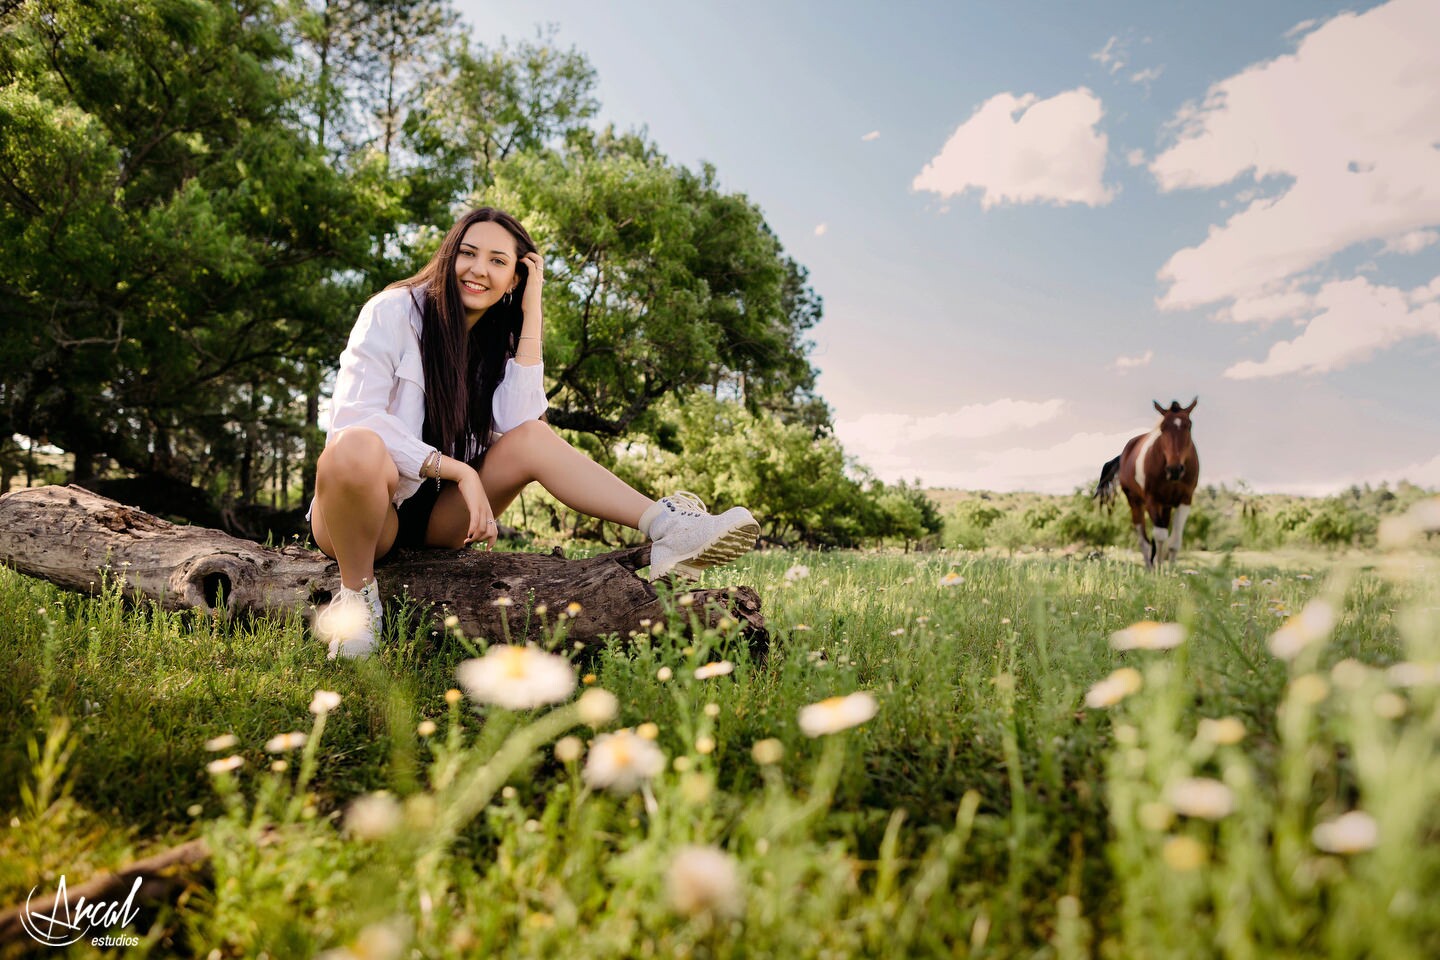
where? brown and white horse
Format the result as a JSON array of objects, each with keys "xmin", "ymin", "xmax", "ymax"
[{"xmin": 1094, "ymin": 398, "xmax": 1200, "ymax": 569}]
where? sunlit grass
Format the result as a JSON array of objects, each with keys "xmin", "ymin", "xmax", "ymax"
[{"xmin": 1, "ymin": 528, "xmax": 1437, "ymax": 957}]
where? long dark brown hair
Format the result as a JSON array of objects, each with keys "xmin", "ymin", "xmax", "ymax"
[{"xmin": 387, "ymin": 207, "xmax": 537, "ymax": 464}]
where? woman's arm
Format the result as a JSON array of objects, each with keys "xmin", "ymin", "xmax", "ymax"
[
  {"xmin": 329, "ymin": 294, "xmax": 436, "ymax": 480},
  {"xmin": 513, "ymin": 251, "xmax": 544, "ymax": 366}
]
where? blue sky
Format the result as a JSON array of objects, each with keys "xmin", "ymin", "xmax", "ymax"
[{"xmin": 462, "ymin": 0, "xmax": 1440, "ymax": 493}]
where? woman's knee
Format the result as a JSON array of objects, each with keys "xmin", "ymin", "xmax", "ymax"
[{"xmin": 318, "ymin": 429, "xmax": 396, "ymax": 487}]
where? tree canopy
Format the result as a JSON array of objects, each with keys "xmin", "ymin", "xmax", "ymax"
[{"xmin": 0, "ymin": 0, "xmax": 830, "ymax": 536}]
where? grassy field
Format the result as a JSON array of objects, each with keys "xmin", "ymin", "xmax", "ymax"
[{"xmin": 2, "ymin": 526, "xmax": 1438, "ymax": 957}]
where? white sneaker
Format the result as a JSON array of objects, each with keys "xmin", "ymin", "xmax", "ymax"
[
  {"xmin": 641, "ymin": 492, "xmax": 760, "ymax": 580},
  {"xmin": 315, "ymin": 579, "xmax": 383, "ymax": 660}
]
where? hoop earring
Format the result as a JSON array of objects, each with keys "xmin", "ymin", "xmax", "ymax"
[{"xmin": 501, "ymin": 290, "xmax": 513, "ymax": 306}]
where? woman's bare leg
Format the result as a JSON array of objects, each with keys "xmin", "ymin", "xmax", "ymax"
[
  {"xmin": 423, "ymin": 420, "xmax": 652, "ymax": 546},
  {"xmin": 310, "ymin": 428, "xmax": 401, "ymax": 588}
]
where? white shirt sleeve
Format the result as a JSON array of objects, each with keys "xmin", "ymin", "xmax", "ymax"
[
  {"xmin": 491, "ymin": 358, "xmax": 549, "ymax": 433},
  {"xmin": 329, "ymin": 297, "xmax": 436, "ymax": 480}
]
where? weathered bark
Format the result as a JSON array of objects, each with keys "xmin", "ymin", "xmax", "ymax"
[{"xmin": 0, "ymin": 485, "xmax": 766, "ymax": 652}]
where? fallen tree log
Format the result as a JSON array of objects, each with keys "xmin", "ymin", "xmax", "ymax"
[{"xmin": 0, "ymin": 485, "xmax": 765, "ymax": 654}]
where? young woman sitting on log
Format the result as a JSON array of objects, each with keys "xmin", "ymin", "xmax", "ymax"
[{"xmin": 305, "ymin": 207, "xmax": 760, "ymax": 659}]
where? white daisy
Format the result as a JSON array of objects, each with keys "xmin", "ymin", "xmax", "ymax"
[
  {"xmin": 1084, "ymin": 667, "xmax": 1142, "ymax": 708},
  {"xmin": 1312, "ymin": 810, "xmax": 1379, "ymax": 854},
  {"xmin": 797, "ymin": 692, "xmax": 878, "ymax": 738},
  {"xmin": 694, "ymin": 660, "xmax": 734, "ymax": 680},
  {"xmin": 1111, "ymin": 621, "xmax": 1187, "ymax": 651},
  {"xmin": 666, "ymin": 845, "xmax": 743, "ymax": 918},
  {"xmin": 583, "ymin": 729, "xmax": 666, "ymax": 794},
  {"xmin": 455, "ymin": 645, "xmax": 576, "ymax": 710},
  {"xmin": 1166, "ymin": 777, "xmax": 1235, "ymax": 820}
]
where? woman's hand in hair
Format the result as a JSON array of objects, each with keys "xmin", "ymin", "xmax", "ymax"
[
  {"xmin": 457, "ymin": 465, "xmax": 497, "ymax": 549},
  {"xmin": 520, "ymin": 251, "xmax": 544, "ymax": 318}
]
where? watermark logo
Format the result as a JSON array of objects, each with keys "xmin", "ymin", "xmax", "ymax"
[{"xmin": 20, "ymin": 874, "xmax": 142, "ymax": 948}]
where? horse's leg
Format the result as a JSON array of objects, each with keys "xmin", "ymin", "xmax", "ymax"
[
  {"xmin": 1167, "ymin": 503, "xmax": 1192, "ymax": 563},
  {"xmin": 1151, "ymin": 504, "xmax": 1174, "ymax": 567},
  {"xmin": 1126, "ymin": 493, "xmax": 1154, "ymax": 568}
]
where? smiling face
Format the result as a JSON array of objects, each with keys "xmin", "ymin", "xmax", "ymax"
[{"xmin": 453, "ymin": 220, "xmax": 520, "ymax": 327}]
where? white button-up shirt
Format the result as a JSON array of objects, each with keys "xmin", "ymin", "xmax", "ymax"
[{"xmin": 305, "ymin": 285, "xmax": 548, "ymax": 522}]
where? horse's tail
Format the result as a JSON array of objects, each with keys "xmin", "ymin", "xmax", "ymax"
[{"xmin": 1093, "ymin": 455, "xmax": 1121, "ymax": 508}]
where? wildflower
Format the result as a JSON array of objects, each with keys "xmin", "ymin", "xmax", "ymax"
[
  {"xmin": 889, "ymin": 627, "xmax": 905, "ymax": 637},
  {"xmin": 678, "ymin": 593, "xmax": 695, "ymax": 607},
  {"xmin": 695, "ymin": 660, "xmax": 734, "ymax": 680},
  {"xmin": 204, "ymin": 734, "xmax": 238, "ymax": 752},
  {"xmin": 1231, "ymin": 575, "xmax": 1251, "ymax": 591},
  {"xmin": 1268, "ymin": 599, "xmax": 1337, "ymax": 660},
  {"xmin": 939, "ymin": 571, "xmax": 965, "ymax": 587},
  {"xmin": 656, "ymin": 666, "xmax": 673, "ymax": 682},
  {"xmin": 206, "ymin": 755, "xmax": 244, "ymax": 774},
  {"xmin": 491, "ymin": 596, "xmax": 514, "ymax": 607},
  {"xmin": 443, "ymin": 614, "xmax": 460, "ymax": 629},
  {"xmin": 1387, "ymin": 662, "xmax": 1440, "ymax": 687},
  {"xmin": 345, "ymin": 792, "xmax": 401, "ymax": 840},
  {"xmin": 784, "ymin": 564, "xmax": 810, "ymax": 582},
  {"xmin": 1138, "ymin": 802, "xmax": 1174, "ymax": 832},
  {"xmin": 1182, "ymin": 569, "xmax": 1199, "ymax": 576},
  {"xmin": 637, "ymin": 722, "xmax": 660, "ymax": 740},
  {"xmin": 501, "ymin": 786, "xmax": 517, "ymax": 800},
  {"xmin": 554, "ymin": 736, "xmax": 583, "ymax": 763},
  {"xmin": 751, "ymin": 738, "xmax": 784, "ymax": 765},
  {"xmin": 583, "ymin": 729, "xmax": 665, "ymax": 794},
  {"xmin": 1289, "ymin": 674, "xmax": 1329, "ymax": 705},
  {"xmin": 582, "ymin": 673, "xmax": 597, "ymax": 685},
  {"xmin": 444, "ymin": 688, "xmax": 463, "ymax": 706},
  {"xmin": 1162, "ymin": 836, "xmax": 1208, "ymax": 872},
  {"xmin": 1312, "ymin": 811, "xmax": 1379, "ymax": 853},
  {"xmin": 1373, "ymin": 692, "xmax": 1407, "ymax": 719},
  {"xmin": 577, "ymin": 688, "xmax": 619, "ymax": 726},
  {"xmin": 533, "ymin": 603, "xmax": 547, "ymax": 616},
  {"xmin": 1084, "ymin": 667, "xmax": 1143, "ymax": 708},
  {"xmin": 270, "ymin": 760, "xmax": 287, "ymax": 773},
  {"xmin": 695, "ymin": 736, "xmax": 716, "ymax": 755},
  {"xmin": 793, "ymin": 623, "xmax": 812, "ymax": 632},
  {"xmin": 1111, "ymin": 621, "xmax": 1187, "ymax": 651},
  {"xmin": 455, "ymin": 645, "xmax": 576, "ymax": 710},
  {"xmin": 1166, "ymin": 777, "xmax": 1234, "ymax": 820},
  {"xmin": 703, "ymin": 702, "xmax": 720, "ymax": 718},
  {"xmin": 309, "ymin": 690, "xmax": 342, "ymax": 715},
  {"xmin": 1196, "ymin": 717, "xmax": 1246, "ymax": 746},
  {"xmin": 798, "ymin": 692, "xmax": 878, "ymax": 737},
  {"xmin": 265, "ymin": 732, "xmax": 308, "ymax": 753},
  {"xmin": 566, "ymin": 601, "xmax": 583, "ymax": 617},
  {"xmin": 1296, "ymin": 573, "xmax": 1313, "ymax": 581},
  {"xmin": 417, "ymin": 720, "xmax": 437, "ymax": 738},
  {"xmin": 667, "ymin": 845, "xmax": 743, "ymax": 919}
]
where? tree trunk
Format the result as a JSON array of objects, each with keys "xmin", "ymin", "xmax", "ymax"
[{"xmin": 0, "ymin": 485, "xmax": 766, "ymax": 653}]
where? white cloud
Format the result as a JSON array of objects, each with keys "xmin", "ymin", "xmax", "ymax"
[
  {"xmin": 914, "ymin": 88, "xmax": 1114, "ymax": 209},
  {"xmin": 1151, "ymin": 0, "xmax": 1440, "ymax": 312},
  {"xmin": 1216, "ymin": 284, "xmax": 1315, "ymax": 324},
  {"xmin": 813, "ymin": 223, "xmax": 828, "ymax": 237},
  {"xmin": 1125, "ymin": 148, "xmax": 1146, "ymax": 167},
  {"xmin": 1130, "ymin": 66, "xmax": 1164, "ymax": 86},
  {"xmin": 1091, "ymin": 36, "xmax": 1126, "ymax": 75},
  {"xmin": 1112, "ymin": 349, "xmax": 1153, "ymax": 370},
  {"xmin": 1224, "ymin": 275, "xmax": 1440, "ymax": 379},
  {"xmin": 836, "ymin": 399, "xmax": 1065, "ymax": 457},
  {"xmin": 1383, "ymin": 229, "xmax": 1439, "ymax": 255},
  {"xmin": 931, "ymin": 429, "xmax": 1143, "ymax": 493},
  {"xmin": 861, "ymin": 130, "xmax": 880, "ymax": 142}
]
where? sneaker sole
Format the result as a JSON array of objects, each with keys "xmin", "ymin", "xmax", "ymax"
[{"xmin": 659, "ymin": 520, "xmax": 761, "ymax": 580}]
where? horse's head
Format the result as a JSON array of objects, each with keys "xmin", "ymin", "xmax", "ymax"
[{"xmin": 1152, "ymin": 397, "xmax": 1198, "ymax": 482}]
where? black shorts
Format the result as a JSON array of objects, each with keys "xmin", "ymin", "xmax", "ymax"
[{"xmin": 381, "ymin": 481, "xmax": 447, "ymax": 561}]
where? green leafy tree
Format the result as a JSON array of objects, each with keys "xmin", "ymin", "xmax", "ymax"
[
  {"xmin": 489, "ymin": 130, "xmax": 825, "ymax": 437},
  {"xmin": 0, "ymin": 0, "xmax": 391, "ymax": 507}
]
